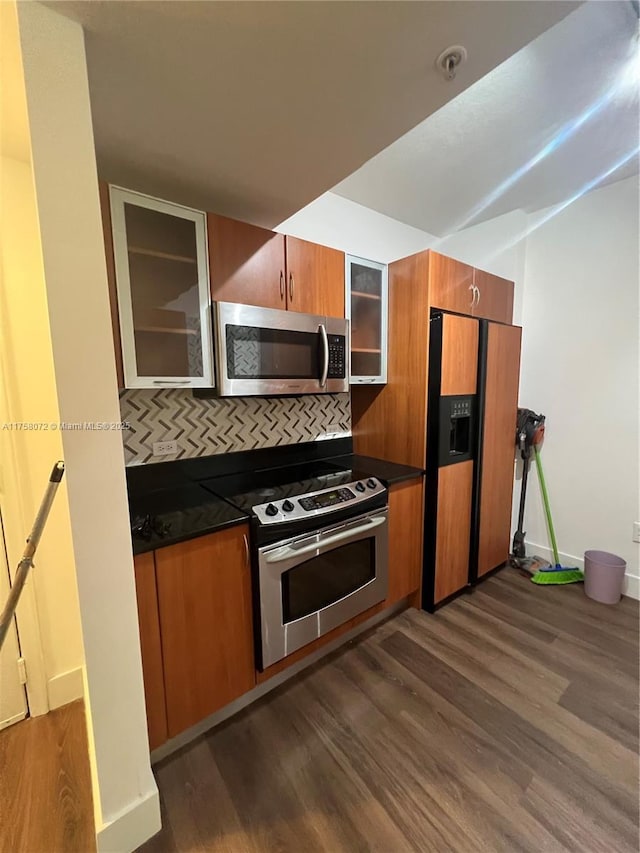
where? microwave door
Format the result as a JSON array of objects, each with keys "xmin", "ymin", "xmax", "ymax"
[{"xmin": 215, "ymin": 301, "xmax": 329, "ymax": 396}]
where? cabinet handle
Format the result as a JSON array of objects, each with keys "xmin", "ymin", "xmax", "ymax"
[
  {"xmin": 279, "ymin": 270, "xmax": 284, "ymax": 301},
  {"xmin": 289, "ymin": 273, "xmax": 294, "ymax": 302},
  {"xmin": 243, "ymin": 533, "xmax": 250, "ymax": 567},
  {"xmin": 152, "ymin": 380, "xmax": 189, "ymax": 385},
  {"xmin": 468, "ymin": 284, "xmax": 475, "ymax": 308},
  {"xmin": 475, "ymin": 285, "xmax": 481, "ymax": 306}
]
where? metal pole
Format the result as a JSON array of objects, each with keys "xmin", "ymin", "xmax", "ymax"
[{"xmin": 0, "ymin": 461, "xmax": 65, "ymax": 651}]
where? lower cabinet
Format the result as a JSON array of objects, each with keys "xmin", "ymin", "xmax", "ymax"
[
  {"xmin": 386, "ymin": 477, "xmax": 424, "ymax": 605},
  {"xmin": 133, "ymin": 551, "xmax": 168, "ymax": 750},
  {"xmin": 155, "ymin": 525, "xmax": 256, "ymax": 738},
  {"xmin": 133, "ymin": 524, "xmax": 256, "ymax": 747}
]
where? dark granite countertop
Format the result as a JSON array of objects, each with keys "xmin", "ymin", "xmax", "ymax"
[
  {"xmin": 328, "ymin": 454, "xmax": 424, "ymax": 486},
  {"xmin": 126, "ymin": 439, "xmax": 423, "ymax": 555},
  {"xmin": 130, "ymin": 483, "xmax": 248, "ymax": 556}
]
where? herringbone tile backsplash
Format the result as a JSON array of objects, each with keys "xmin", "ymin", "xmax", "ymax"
[{"xmin": 120, "ymin": 390, "xmax": 351, "ymax": 466}]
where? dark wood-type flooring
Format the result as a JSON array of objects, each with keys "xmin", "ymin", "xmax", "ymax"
[
  {"xmin": 141, "ymin": 570, "xmax": 639, "ymax": 853},
  {"xmin": 0, "ymin": 699, "xmax": 95, "ymax": 853}
]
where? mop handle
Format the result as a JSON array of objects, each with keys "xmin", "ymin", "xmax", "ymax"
[
  {"xmin": 533, "ymin": 446, "xmax": 560, "ymax": 566},
  {"xmin": 0, "ymin": 461, "xmax": 65, "ymax": 652}
]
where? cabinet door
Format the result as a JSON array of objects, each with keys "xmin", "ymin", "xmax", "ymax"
[
  {"xmin": 99, "ymin": 181, "xmax": 125, "ymax": 390},
  {"xmin": 473, "ymin": 269, "xmax": 514, "ymax": 324},
  {"xmin": 477, "ymin": 324, "xmax": 521, "ymax": 577},
  {"xmin": 435, "ymin": 460, "xmax": 474, "ymax": 603},
  {"xmin": 387, "ymin": 478, "xmax": 424, "ymax": 605},
  {"xmin": 155, "ymin": 525, "xmax": 255, "ymax": 738},
  {"xmin": 346, "ymin": 255, "xmax": 388, "ymax": 384},
  {"xmin": 208, "ymin": 213, "xmax": 286, "ymax": 311},
  {"xmin": 133, "ymin": 552, "xmax": 168, "ymax": 750},
  {"xmin": 428, "ymin": 252, "xmax": 475, "ymax": 315},
  {"xmin": 285, "ymin": 236, "xmax": 345, "ymax": 318},
  {"xmin": 110, "ymin": 187, "xmax": 214, "ymax": 389}
]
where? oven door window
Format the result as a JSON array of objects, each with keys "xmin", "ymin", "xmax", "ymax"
[
  {"xmin": 281, "ymin": 538, "xmax": 376, "ymax": 623},
  {"xmin": 225, "ymin": 325, "xmax": 321, "ymax": 380}
]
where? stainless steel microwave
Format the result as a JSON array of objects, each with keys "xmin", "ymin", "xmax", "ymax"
[{"xmin": 214, "ymin": 302, "xmax": 349, "ymax": 396}]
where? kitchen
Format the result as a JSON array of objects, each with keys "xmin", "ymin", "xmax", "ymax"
[{"xmin": 2, "ymin": 1, "xmax": 636, "ymax": 852}]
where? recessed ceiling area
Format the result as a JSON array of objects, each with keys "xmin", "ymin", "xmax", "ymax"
[
  {"xmin": 48, "ymin": 0, "xmax": 579, "ymax": 228},
  {"xmin": 333, "ymin": 1, "xmax": 640, "ymax": 236}
]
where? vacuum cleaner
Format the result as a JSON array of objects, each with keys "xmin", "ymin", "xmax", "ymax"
[{"xmin": 510, "ymin": 409, "xmax": 550, "ymax": 574}]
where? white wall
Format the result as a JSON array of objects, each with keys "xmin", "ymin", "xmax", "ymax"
[
  {"xmin": 518, "ymin": 176, "xmax": 639, "ymax": 596},
  {"xmin": 16, "ymin": 3, "xmax": 159, "ymax": 850},
  {"xmin": 0, "ymin": 154, "xmax": 85, "ymax": 713}
]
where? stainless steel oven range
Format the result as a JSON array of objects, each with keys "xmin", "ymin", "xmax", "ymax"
[{"xmin": 205, "ymin": 464, "xmax": 389, "ymax": 670}]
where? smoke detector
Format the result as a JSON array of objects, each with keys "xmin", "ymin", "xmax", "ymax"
[{"xmin": 435, "ymin": 45, "xmax": 467, "ymax": 81}]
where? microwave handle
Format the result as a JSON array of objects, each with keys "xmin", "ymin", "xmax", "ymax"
[{"xmin": 319, "ymin": 324, "xmax": 329, "ymax": 387}]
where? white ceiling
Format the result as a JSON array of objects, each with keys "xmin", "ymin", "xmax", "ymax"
[
  {"xmin": 48, "ymin": 0, "xmax": 579, "ymax": 228},
  {"xmin": 333, "ymin": 1, "xmax": 640, "ymax": 236}
]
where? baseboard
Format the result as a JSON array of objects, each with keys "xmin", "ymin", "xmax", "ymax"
[
  {"xmin": 96, "ymin": 784, "xmax": 161, "ymax": 853},
  {"xmin": 525, "ymin": 541, "xmax": 639, "ymax": 602},
  {"xmin": 47, "ymin": 666, "xmax": 84, "ymax": 709}
]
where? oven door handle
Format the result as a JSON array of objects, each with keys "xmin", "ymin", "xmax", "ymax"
[
  {"xmin": 264, "ymin": 515, "xmax": 386, "ymax": 564},
  {"xmin": 319, "ymin": 323, "xmax": 329, "ymax": 388}
]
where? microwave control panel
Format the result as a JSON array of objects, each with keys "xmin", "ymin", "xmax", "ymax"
[{"xmin": 327, "ymin": 335, "xmax": 346, "ymax": 378}]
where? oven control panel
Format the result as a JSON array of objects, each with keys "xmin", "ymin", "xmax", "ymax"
[
  {"xmin": 299, "ymin": 487, "xmax": 354, "ymax": 511},
  {"xmin": 253, "ymin": 477, "xmax": 385, "ymax": 525}
]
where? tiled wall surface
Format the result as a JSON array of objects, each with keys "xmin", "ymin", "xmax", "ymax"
[{"xmin": 120, "ymin": 390, "xmax": 351, "ymax": 466}]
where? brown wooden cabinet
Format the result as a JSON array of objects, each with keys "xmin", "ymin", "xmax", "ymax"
[
  {"xmin": 284, "ymin": 235, "xmax": 344, "ymax": 317},
  {"xmin": 428, "ymin": 252, "xmax": 475, "ymax": 316},
  {"xmin": 208, "ymin": 213, "xmax": 286, "ymax": 310},
  {"xmin": 133, "ymin": 551, "xmax": 168, "ymax": 750},
  {"xmin": 473, "ymin": 269, "xmax": 514, "ymax": 324},
  {"xmin": 427, "ymin": 251, "xmax": 513, "ymax": 324},
  {"xmin": 207, "ymin": 214, "xmax": 345, "ymax": 318},
  {"xmin": 386, "ymin": 477, "xmax": 424, "ymax": 605},
  {"xmin": 155, "ymin": 525, "xmax": 256, "ymax": 738}
]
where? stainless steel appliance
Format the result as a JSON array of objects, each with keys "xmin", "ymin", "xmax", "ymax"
[
  {"xmin": 214, "ymin": 301, "xmax": 349, "ymax": 396},
  {"xmin": 202, "ymin": 462, "xmax": 388, "ymax": 669}
]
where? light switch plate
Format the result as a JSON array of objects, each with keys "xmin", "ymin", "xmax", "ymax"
[
  {"xmin": 633, "ymin": 522, "xmax": 640, "ymax": 544},
  {"xmin": 153, "ymin": 440, "xmax": 178, "ymax": 457}
]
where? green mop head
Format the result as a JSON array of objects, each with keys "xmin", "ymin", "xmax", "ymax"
[{"xmin": 531, "ymin": 569, "xmax": 583, "ymax": 585}]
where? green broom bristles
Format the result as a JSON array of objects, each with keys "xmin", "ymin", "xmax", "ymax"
[{"xmin": 531, "ymin": 569, "xmax": 584, "ymax": 585}]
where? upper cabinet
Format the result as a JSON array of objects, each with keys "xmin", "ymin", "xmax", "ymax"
[
  {"xmin": 428, "ymin": 252, "xmax": 475, "ymax": 315},
  {"xmin": 208, "ymin": 216, "xmax": 345, "ymax": 318},
  {"xmin": 346, "ymin": 255, "xmax": 388, "ymax": 384},
  {"xmin": 285, "ymin": 236, "xmax": 344, "ymax": 318},
  {"xmin": 110, "ymin": 187, "xmax": 214, "ymax": 389},
  {"xmin": 208, "ymin": 213, "xmax": 286, "ymax": 311},
  {"xmin": 472, "ymin": 269, "xmax": 514, "ymax": 324},
  {"xmin": 428, "ymin": 251, "xmax": 514, "ymax": 324}
]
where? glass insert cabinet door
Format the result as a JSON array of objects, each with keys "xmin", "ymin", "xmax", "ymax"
[
  {"xmin": 345, "ymin": 255, "xmax": 388, "ymax": 384},
  {"xmin": 109, "ymin": 186, "xmax": 214, "ymax": 389}
]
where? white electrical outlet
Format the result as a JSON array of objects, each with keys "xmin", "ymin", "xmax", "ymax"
[
  {"xmin": 633, "ymin": 522, "xmax": 640, "ymax": 544},
  {"xmin": 153, "ymin": 440, "xmax": 178, "ymax": 457}
]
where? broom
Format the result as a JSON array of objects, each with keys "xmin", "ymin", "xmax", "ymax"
[{"xmin": 530, "ymin": 446, "xmax": 583, "ymax": 586}]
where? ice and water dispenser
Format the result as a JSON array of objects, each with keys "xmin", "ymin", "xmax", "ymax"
[{"xmin": 438, "ymin": 395, "xmax": 476, "ymax": 467}]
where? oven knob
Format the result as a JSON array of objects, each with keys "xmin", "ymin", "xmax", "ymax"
[
  {"xmin": 355, "ymin": 481, "xmax": 365, "ymax": 492},
  {"xmin": 265, "ymin": 503, "xmax": 278, "ymax": 516},
  {"xmin": 367, "ymin": 478, "xmax": 377, "ymax": 489},
  {"xmin": 282, "ymin": 500, "xmax": 294, "ymax": 512}
]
